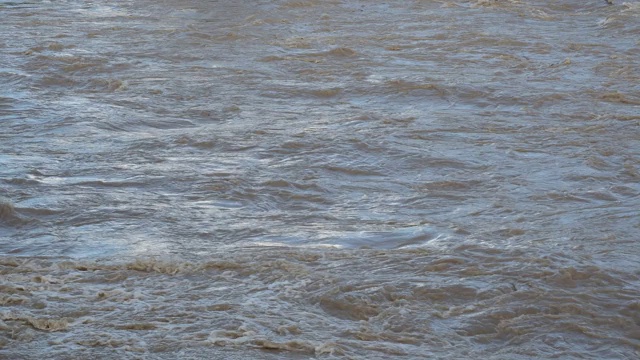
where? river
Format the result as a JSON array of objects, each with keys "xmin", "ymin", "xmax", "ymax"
[{"xmin": 1, "ymin": 0, "xmax": 639, "ymax": 358}]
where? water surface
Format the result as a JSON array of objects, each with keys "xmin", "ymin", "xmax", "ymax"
[{"xmin": 1, "ymin": 0, "xmax": 639, "ymax": 358}]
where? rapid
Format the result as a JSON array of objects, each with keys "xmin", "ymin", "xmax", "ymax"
[{"xmin": 1, "ymin": 0, "xmax": 639, "ymax": 358}]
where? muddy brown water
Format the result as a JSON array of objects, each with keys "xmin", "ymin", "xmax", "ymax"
[{"xmin": 1, "ymin": 0, "xmax": 639, "ymax": 358}]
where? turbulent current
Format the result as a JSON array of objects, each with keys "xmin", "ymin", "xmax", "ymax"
[{"xmin": 1, "ymin": 0, "xmax": 639, "ymax": 358}]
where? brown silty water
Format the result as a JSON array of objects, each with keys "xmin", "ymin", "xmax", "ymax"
[{"xmin": 0, "ymin": 0, "xmax": 639, "ymax": 358}]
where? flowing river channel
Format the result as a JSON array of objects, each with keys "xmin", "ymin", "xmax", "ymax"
[{"xmin": 1, "ymin": 0, "xmax": 639, "ymax": 358}]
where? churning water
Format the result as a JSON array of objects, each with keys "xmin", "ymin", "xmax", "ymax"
[{"xmin": 1, "ymin": 0, "xmax": 639, "ymax": 358}]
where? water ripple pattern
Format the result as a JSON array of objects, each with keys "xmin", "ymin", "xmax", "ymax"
[{"xmin": 1, "ymin": 0, "xmax": 639, "ymax": 358}]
